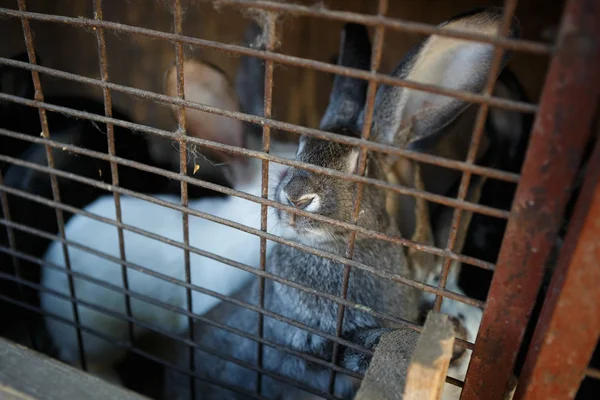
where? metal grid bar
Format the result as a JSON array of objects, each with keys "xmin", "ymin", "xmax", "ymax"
[
  {"xmin": 0, "ymin": 57, "xmax": 522, "ymax": 188},
  {"xmin": 0, "ymin": 273, "xmax": 344, "ymax": 400},
  {"xmin": 0, "ymin": 0, "xmax": 589, "ymax": 398},
  {"xmin": 0, "ymin": 172, "xmax": 32, "ymax": 345},
  {"xmin": 0, "ymin": 8, "xmax": 538, "ymax": 115},
  {"xmin": 433, "ymin": 0, "xmax": 518, "ymax": 312},
  {"xmin": 0, "ymin": 213, "xmax": 471, "ymax": 356},
  {"xmin": 92, "ymin": 0, "xmax": 135, "ymax": 351},
  {"xmin": 0, "ymin": 153, "xmax": 484, "ymax": 313},
  {"xmin": 0, "ymin": 108, "xmax": 502, "ymax": 271},
  {"xmin": 15, "ymin": 0, "xmax": 87, "ymax": 371},
  {"xmin": 587, "ymin": 368, "xmax": 600, "ymax": 380},
  {"xmin": 462, "ymin": 0, "xmax": 600, "ymax": 397},
  {"xmin": 327, "ymin": 0, "xmax": 388, "ymax": 393},
  {"xmin": 0, "ymin": 245, "xmax": 362, "ymax": 380},
  {"xmin": 171, "ymin": 0, "xmax": 197, "ymax": 396},
  {"xmin": 514, "ymin": 134, "xmax": 600, "ymax": 400},
  {"xmin": 256, "ymin": 12, "xmax": 278, "ymax": 396},
  {"xmin": 0, "ymin": 203, "xmax": 475, "ymax": 353},
  {"xmin": 0, "ymin": 293, "xmax": 269, "ymax": 400},
  {"xmin": 212, "ymin": 0, "xmax": 552, "ymax": 55},
  {"xmin": 0, "ymin": 122, "xmax": 496, "ymax": 273}
]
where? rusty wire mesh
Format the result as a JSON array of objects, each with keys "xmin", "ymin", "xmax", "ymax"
[{"xmin": 0, "ymin": 0, "xmax": 594, "ymax": 399}]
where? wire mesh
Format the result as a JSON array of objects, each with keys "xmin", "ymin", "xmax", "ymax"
[{"xmin": 0, "ymin": 0, "xmax": 594, "ymax": 399}]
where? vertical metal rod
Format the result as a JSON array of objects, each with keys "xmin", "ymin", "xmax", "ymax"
[
  {"xmin": 16, "ymin": 0, "xmax": 87, "ymax": 371},
  {"xmin": 462, "ymin": 0, "xmax": 600, "ymax": 397},
  {"xmin": 327, "ymin": 0, "xmax": 388, "ymax": 393},
  {"xmin": 433, "ymin": 0, "xmax": 518, "ymax": 312},
  {"xmin": 256, "ymin": 12, "xmax": 277, "ymax": 396},
  {"xmin": 172, "ymin": 0, "xmax": 195, "ymax": 396},
  {"xmin": 514, "ymin": 129, "xmax": 600, "ymax": 400},
  {"xmin": 0, "ymin": 172, "xmax": 35, "ymax": 347},
  {"xmin": 92, "ymin": 0, "xmax": 135, "ymax": 348}
]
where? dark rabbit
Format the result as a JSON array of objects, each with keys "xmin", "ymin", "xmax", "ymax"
[{"xmin": 164, "ymin": 9, "xmax": 520, "ymax": 399}]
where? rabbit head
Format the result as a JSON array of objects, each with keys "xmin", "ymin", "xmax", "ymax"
[
  {"xmin": 274, "ymin": 8, "xmax": 519, "ymax": 245},
  {"xmin": 165, "ymin": 58, "xmax": 245, "ymax": 161},
  {"xmin": 273, "ymin": 23, "xmax": 386, "ymax": 241}
]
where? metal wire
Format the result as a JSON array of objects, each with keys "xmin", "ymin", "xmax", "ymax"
[
  {"xmin": 0, "ymin": 57, "xmax": 522, "ymax": 189},
  {"xmin": 328, "ymin": 0, "xmax": 388, "ymax": 393},
  {"xmin": 256, "ymin": 12, "xmax": 278, "ymax": 396},
  {"xmin": 15, "ymin": 0, "xmax": 87, "ymax": 371},
  {"xmin": 0, "ymin": 118, "xmax": 501, "ymax": 272},
  {"xmin": 433, "ymin": 0, "xmax": 519, "ymax": 312},
  {"xmin": 211, "ymin": 0, "xmax": 552, "ymax": 55},
  {"xmin": 586, "ymin": 368, "xmax": 600, "ymax": 380},
  {"xmin": 0, "ymin": 8, "xmax": 540, "ymax": 114},
  {"xmin": 92, "ymin": 0, "xmax": 135, "ymax": 351},
  {"xmin": 0, "ymin": 157, "xmax": 485, "ymax": 312},
  {"xmin": 0, "ymin": 0, "xmax": 562, "ymax": 397},
  {"xmin": 171, "ymin": 0, "xmax": 196, "ymax": 396}
]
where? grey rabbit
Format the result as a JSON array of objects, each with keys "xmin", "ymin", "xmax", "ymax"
[{"xmin": 165, "ymin": 8, "xmax": 519, "ymax": 400}]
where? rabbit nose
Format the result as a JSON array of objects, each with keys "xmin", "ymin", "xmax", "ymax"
[{"xmin": 285, "ymin": 193, "xmax": 316, "ymax": 210}]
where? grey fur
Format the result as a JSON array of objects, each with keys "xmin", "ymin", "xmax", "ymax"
[{"xmin": 164, "ymin": 8, "xmax": 522, "ymax": 400}]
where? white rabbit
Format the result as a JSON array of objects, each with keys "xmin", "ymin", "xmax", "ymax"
[{"xmin": 40, "ymin": 53, "xmax": 298, "ymax": 383}]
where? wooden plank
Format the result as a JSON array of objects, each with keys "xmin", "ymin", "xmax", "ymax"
[
  {"xmin": 0, "ymin": 338, "xmax": 149, "ymax": 400},
  {"xmin": 354, "ymin": 329, "xmax": 420, "ymax": 400},
  {"xmin": 403, "ymin": 312, "xmax": 455, "ymax": 400}
]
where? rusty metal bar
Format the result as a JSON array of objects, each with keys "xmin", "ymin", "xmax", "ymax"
[
  {"xmin": 0, "ymin": 244, "xmax": 365, "ymax": 380},
  {"xmin": 0, "ymin": 91, "xmax": 513, "ymax": 221},
  {"xmin": 514, "ymin": 137, "xmax": 600, "ymax": 400},
  {"xmin": 328, "ymin": 0, "xmax": 388, "ymax": 393},
  {"xmin": 0, "ymin": 154, "xmax": 485, "ymax": 311},
  {"xmin": 586, "ymin": 368, "xmax": 600, "ymax": 380},
  {"xmin": 256, "ymin": 12, "xmax": 278, "ymax": 396},
  {"xmin": 0, "ymin": 126, "xmax": 498, "ymax": 272},
  {"xmin": 16, "ymin": 0, "xmax": 87, "ymax": 371},
  {"xmin": 433, "ymin": 0, "xmax": 518, "ymax": 312},
  {"xmin": 0, "ymin": 272, "xmax": 345, "ymax": 400},
  {"xmin": 92, "ymin": 0, "xmax": 135, "ymax": 350},
  {"xmin": 0, "ymin": 9, "xmax": 538, "ymax": 115},
  {"xmin": 171, "ymin": 0, "xmax": 196, "ymax": 396},
  {"xmin": 462, "ymin": 0, "xmax": 600, "ymax": 397},
  {"xmin": 0, "ymin": 293, "xmax": 269, "ymax": 400},
  {"xmin": 0, "ymin": 61, "xmax": 522, "ymax": 187},
  {"xmin": 0, "ymin": 183, "xmax": 483, "ymax": 339},
  {"xmin": 1, "ymin": 210, "xmax": 480, "ymax": 352},
  {"xmin": 212, "ymin": 0, "xmax": 552, "ymax": 55},
  {"xmin": 0, "ymin": 172, "xmax": 33, "ymax": 346}
]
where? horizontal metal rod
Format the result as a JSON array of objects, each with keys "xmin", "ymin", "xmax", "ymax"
[
  {"xmin": 210, "ymin": 0, "xmax": 552, "ymax": 55},
  {"xmin": 0, "ymin": 111, "xmax": 511, "ymax": 222},
  {"xmin": 0, "ymin": 271, "xmax": 347, "ymax": 400},
  {"xmin": 0, "ymin": 215, "xmax": 473, "ymax": 351},
  {"xmin": 0, "ymin": 244, "xmax": 364, "ymax": 380},
  {"xmin": 586, "ymin": 368, "xmax": 600, "ymax": 380},
  {"xmin": 0, "ymin": 63, "xmax": 521, "ymax": 189},
  {"xmin": 0, "ymin": 9, "xmax": 539, "ymax": 114},
  {"xmin": 0, "ymin": 139, "xmax": 496, "ymax": 273},
  {"xmin": 0, "ymin": 293, "xmax": 275, "ymax": 400},
  {"xmin": 0, "ymin": 161, "xmax": 487, "ymax": 310},
  {"xmin": 0, "ymin": 245, "xmax": 465, "ymax": 389}
]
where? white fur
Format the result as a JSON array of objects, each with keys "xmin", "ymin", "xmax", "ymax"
[{"xmin": 40, "ymin": 142, "xmax": 297, "ymax": 381}]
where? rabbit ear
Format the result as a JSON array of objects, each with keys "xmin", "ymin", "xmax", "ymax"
[
  {"xmin": 164, "ymin": 59, "xmax": 244, "ymax": 152},
  {"xmin": 319, "ymin": 23, "xmax": 372, "ymax": 133},
  {"xmin": 369, "ymin": 8, "xmax": 520, "ymax": 148},
  {"xmin": 235, "ymin": 20, "xmax": 267, "ymax": 121}
]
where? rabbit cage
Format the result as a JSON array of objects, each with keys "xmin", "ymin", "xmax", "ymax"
[{"xmin": 0, "ymin": 0, "xmax": 599, "ymax": 399}]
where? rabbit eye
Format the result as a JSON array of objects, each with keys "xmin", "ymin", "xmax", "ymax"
[{"xmin": 285, "ymin": 193, "xmax": 317, "ymax": 210}]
